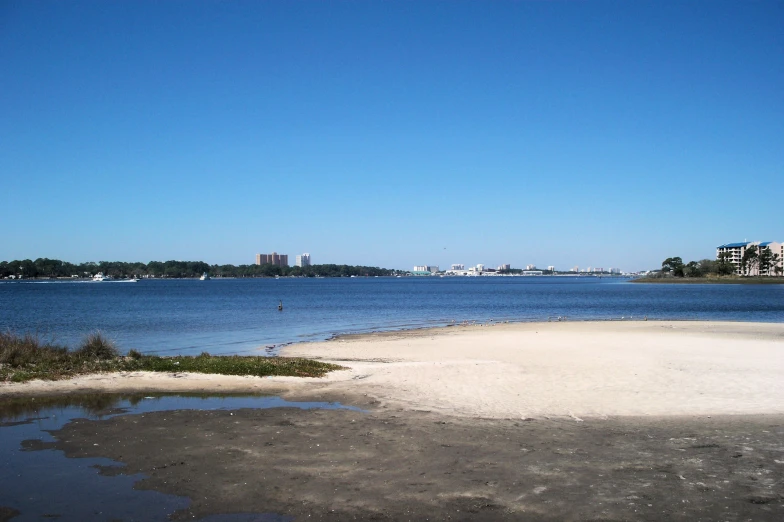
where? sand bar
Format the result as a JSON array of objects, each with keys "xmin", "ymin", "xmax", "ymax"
[{"xmin": 2, "ymin": 320, "xmax": 783, "ymax": 419}]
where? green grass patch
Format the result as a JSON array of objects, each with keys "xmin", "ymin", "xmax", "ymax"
[{"xmin": 0, "ymin": 331, "xmax": 343, "ymax": 383}]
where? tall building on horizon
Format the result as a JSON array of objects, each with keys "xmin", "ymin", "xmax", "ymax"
[
  {"xmin": 295, "ymin": 253, "xmax": 311, "ymax": 267},
  {"xmin": 255, "ymin": 252, "xmax": 288, "ymax": 267}
]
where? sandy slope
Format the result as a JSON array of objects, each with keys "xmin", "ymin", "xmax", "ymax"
[
  {"xmin": 3, "ymin": 321, "xmax": 783, "ymax": 419},
  {"xmin": 279, "ymin": 321, "xmax": 784, "ymax": 418}
]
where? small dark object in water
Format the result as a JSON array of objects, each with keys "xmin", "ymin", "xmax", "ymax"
[{"xmin": 278, "ymin": 300, "xmax": 283, "ymax": 311}]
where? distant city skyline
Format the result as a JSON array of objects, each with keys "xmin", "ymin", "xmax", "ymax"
[{"xmin": 1, "ymin": 2, "xmax": 781, "ymax": 271}]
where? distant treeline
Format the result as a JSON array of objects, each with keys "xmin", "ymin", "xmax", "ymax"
[{"xmin": 0, "ymin": 258, "xmax": 402, "ymax": 279}]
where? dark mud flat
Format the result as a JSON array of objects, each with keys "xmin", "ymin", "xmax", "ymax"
[
  {"xmin": 0, "ymin": 507, "xmax": 20, "ymax": 522},
  {"xmin": 41, "ymin": 395, "xmax": 784, "ymax": 521}
]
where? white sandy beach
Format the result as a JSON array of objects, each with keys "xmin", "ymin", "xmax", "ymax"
[{"xmin": 2, "ymin": 321, "xmax": 783, "ymax": 419}]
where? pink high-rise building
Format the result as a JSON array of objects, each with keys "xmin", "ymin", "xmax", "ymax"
[{"xmin": 255, "ymin": 252, "xmax": 288, "ymax": 267}]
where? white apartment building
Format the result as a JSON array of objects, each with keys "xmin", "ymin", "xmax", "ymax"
[
  {"xmin": 498, "ymin": 264, "xmax": 511, "ymax": 270},
  {"xmin": 547, "ymin": 266, "xmax": 555, "ymax": 272},
  {"xmin": 413, "ymin": 265, "xmax": 439, "ymax": 273},
  {"xmin": 451, "ymin": 264, "xmax": 465, "ymax": 270},
  {"xmin": 295, "ymin": 253, "xmax": 311, "ymax": 267},
  {"xmin": 716, "ymin": 241, "xmax": 783, "ymax": 276}
]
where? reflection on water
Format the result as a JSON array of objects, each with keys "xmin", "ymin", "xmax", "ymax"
[
  {"xmin": 198, "ymin": 514, "xmax": 293, "ymax": 522},
  {"xmin": 0, "ymin": 394, "xmax": 359, "ymax": 521}
]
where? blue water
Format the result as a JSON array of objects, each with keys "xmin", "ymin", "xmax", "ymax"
[
  {"xmin": 1, "ymin": 277, "xmax": 783, "ymax": 355},
  {"xmin": 0, "ymin": 394, "xmax": 356, "ymax": 521}
]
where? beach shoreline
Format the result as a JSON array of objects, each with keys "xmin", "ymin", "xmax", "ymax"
[
  {"xmin": 4, "ymin": 320, "xmax": 784, "ymax": 520},
  {"xmin": 3, "ymin": 320, "xmax": 783, "ymax": 419}
]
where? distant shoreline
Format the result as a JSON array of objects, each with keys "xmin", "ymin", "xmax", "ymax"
[{"xmin": 632, "ymin": 276, "xmax": 784, "ymax": 284}]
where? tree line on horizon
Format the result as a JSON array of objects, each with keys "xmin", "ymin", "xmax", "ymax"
[
  {"xmin": 0, "ymin": 258, "xmax": 402, "ymax": 279},
  {"xmin": 659, "ymin": 245, "xmax": 783, "ymax": 278}
]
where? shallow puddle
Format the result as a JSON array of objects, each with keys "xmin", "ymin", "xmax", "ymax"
[{"xmin": 0, "ymin": 394, "xmax": 359, "ymax": 521}]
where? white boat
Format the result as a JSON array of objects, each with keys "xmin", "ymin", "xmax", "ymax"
[
  {"xmin": 92, "ymin": 272, "xmax": 113, "ymax": 282},
  {"xmin": 200, "ymin": 272, "xmax": 210, "ymax": 280}
]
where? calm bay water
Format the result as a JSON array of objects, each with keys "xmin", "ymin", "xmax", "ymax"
[{"xmin": 1, "ymin": 277, "xmax": 783, "ymax": 355}]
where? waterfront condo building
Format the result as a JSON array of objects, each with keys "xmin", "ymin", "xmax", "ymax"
[
  {"xmin": 255, "ymin": 252, "xmax": 289, "ymax": 267},
  {"xmin": 295, "ymin": 253, "xmax": 311, "ymax": 267},
  {"xmin": 716, "ymin": 241, "xmax": 783, "ymax": 276}
]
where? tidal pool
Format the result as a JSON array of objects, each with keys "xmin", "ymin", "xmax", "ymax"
[{"xmin": 0, "ymin": 394, "xmax": 360, "ymax": 521}]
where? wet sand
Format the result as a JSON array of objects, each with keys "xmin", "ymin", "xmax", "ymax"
[
  {"xmin": 2, "ymin": 321, "xmax": 784, "ymax": 519},
  {"xmin": 36, "ymin": 394, "xmax": 784, "ymax": 521}
]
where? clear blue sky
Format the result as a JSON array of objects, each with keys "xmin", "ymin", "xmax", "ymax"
[{"xmin": 2, "ymin": 1, "xmax": 782, "ymax": 271}]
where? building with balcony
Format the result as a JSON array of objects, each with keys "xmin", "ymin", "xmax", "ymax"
[{"xmin": 716, "ymin": 241, "xmax": 783, "ymax": 276}]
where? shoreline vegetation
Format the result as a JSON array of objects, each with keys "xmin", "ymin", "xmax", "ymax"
[
  {"xmin": 633, "ymin": 275, "xmax": 784, "ymax": 284},
  {"xmin": 634, "ymin": 252, "xmax": 784, "ymax": 283},
  {"xmin": 0, "ymin": 331, "xmax": 343, "ymax": 384},
  {"xmin": 0, "ymin": 258, "xmax": 403, "ymax": 280}
]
